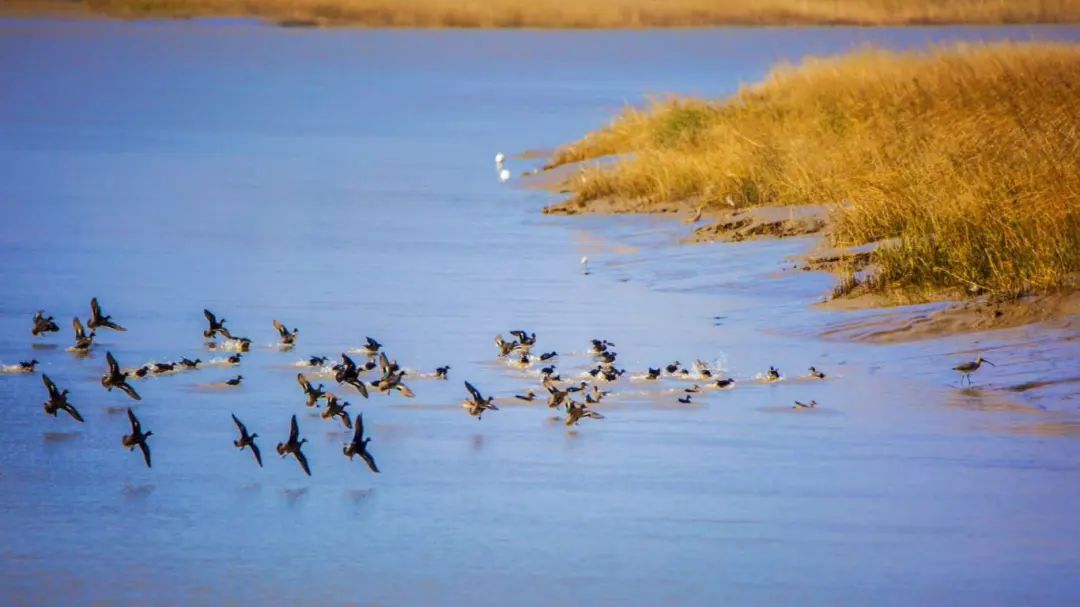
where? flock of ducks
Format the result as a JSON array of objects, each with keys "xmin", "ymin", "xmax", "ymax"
[{"xmin": 11, "ymin": 296, "xmax": 999, "ymax": 478}]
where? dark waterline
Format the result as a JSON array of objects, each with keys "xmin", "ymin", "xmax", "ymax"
[{"xmin": 1, "ymin": 19, "xmax": 1078, "ymax": 606}]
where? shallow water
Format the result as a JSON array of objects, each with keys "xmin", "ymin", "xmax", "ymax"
[{"xmin": 1, "ymin": 19, "xmax": 1079, "ymax": 606}]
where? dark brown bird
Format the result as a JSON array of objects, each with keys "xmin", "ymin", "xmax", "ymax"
[
  {"xmin": 273, "ymin": 319, "xmax": 298, "ymax": 346},
  {"xmin": 276, "ymin": 414, "xmax": 310, "ymax": 476},
  {"xmin": 677, "ymin": 395, "xmax": 692, "ymax": 404},
  {"xmin": 715, "ymin": 377, "xmax": 736, "ymax": 389},
  {"xmin": 565, "ymin": 401, "xmax": 605, "ymax": 426},
  {"xmin": 515, "ymin": 390, "xmax": 536, "ymax": 402},
  {"xmin": 463, "ymin": 381, "xmax": 498, "ymax": 419},
  {"xmin": 373, "ymin": 352, "xmax": 413, "ymax": 398},
  {"xmin": 178, "ymin": 357, "xmax": 201, "ymax": 369},
  {"xmin": 202, "ymin": 309, "xmax": 234, "ymax": 340},
  {"xmin": 122, "ymin": 408, "xmax": 152, "ymax": 468},
  {"xmin": 71, "ymin": 317, "xmax": 95, "ymax": 352},
  {"xmin": 231, "ymin": 413, "xmax": 262, "ymax": 467},
  {"xmin": 226, "ymin": 353, "xmax": 242, "ymax": 365},
  {"xmin": 645, "ymin": 367, "xmax": 661, "ymax": 380},
  {"xmin": 359, "ymin": 336, "xmax": 382, "ymax": 356},
  {"xmin": 18, "ymin": 359, "xmax": 39, "ymax": 372},
  {"xmin": 152, "ymin": 362, "xmax": 175, "ymax": 374},
  {"xmin": 494, "ymin": 334, "xmax": 519, "ymax": 357},
  {"xmin": 88, "ymin": 297, "xmax": 126, "ymax": 332},
  {"xmin": 32, "ymin": 310, "xmax": 60, "ymax": 336},
  {"xmin": 343, "ymin": 412, "xmax": 379, "ymax": 473},
  {"xmin": 296, "ymin": 372, "xmax": 326, "ymax": 407},
  {"xmin": 435, "ymin": 365, "xmax": 450, "ymax": 380},
  {"xmin": 321, "ymin": 393, "xmax": 353, "ymax": 429},
  {"xmin": 225, "ymin": 375, "xmax": 243, "ymax": 386},
  {"xmin": 101, "ymin": 352, "xmax": 141, "ymax": 401},
  {"xmin": 42, "ymin": 374, "xmax": 83, "ymax": 422},
  {"xmin": 334, "ymin": 353, "xmax": 370, "ymax": 398}
]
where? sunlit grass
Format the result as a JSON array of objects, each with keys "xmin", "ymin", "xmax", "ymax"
[
  {"xmin": 84, "ymin": 0, "xmax": 1080, "ymax": 27},
  {"xmin": 548, "ymin": 43, "xmax": 1080, "ymax": 300}
]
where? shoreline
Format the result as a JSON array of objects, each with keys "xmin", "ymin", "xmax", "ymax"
[{"xmin": 4, "ymin": 1, "xmax": 1079, "ymax": 27}]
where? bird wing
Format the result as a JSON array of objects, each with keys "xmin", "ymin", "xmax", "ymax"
[
  {"xmin": 340, "ymin": 411, "xmax": 353, "ymax": 429},
  {"xmin": 63, "ymin": 402, "xmax": 85, "ymax": 423},
  {"xmin": 465, "ymin": 381, "xmax": 483, "ymax": 403},
  {"xmin": 366, "ymin": 336, "xmax": 380, "ymax": 349},
  {"xmin": 395, "ymin": 384, "xmax": 415, "ymax": 398},
  {"xmin": 42, "ymin": 374, "xmax": 61, "ymax": 399},
  {"xmin": 353, "ymin": 380, "xmax": 368, "ymax": 399},
  {"xmin": 127, "ymin": 407, "xmax": 141, "ymax": 433},
  {"xmin": 90, "ymin": 297, "xmax": 102, "ymax": 321},
  {"xmin": 106, "ymin": 351, "xmax": 120, "ymax": 376},
  {"xmin": 203, "ymin": 308, "xmax": 217, "ymax": 326},
  {"xmin": 231, "ymin": 413, "xmax": 248, "ymax": 436},
  {"xmin": 295, "ymin": 449, "xmax": 311, "ymax": 476},
  {"xmin": 341, "ymin": 353, "xmax": 357, "ymax": 369},
  {"xmin": 273, "ymin": 319, "xmax": 287, "ymax": 338},
  {"xmin": 360, "ymin": 449, "xmax": 380, "ymax": 474},
  {"xmin": 138, "ymin": 440, "xmax": 152, "ymax": 468},
  {"xmin": 378, "ymin": 352, "xmax": 390, "ymax": 375},
  {"xmin": 355, "ymin": 413, "xmax": 365, "ymax": 442},
  {"xmin": 250, "ymin": 440, "xmax": 263, "ymax": 467},
  {"xmin": 288, "ymin": 414, "xmax": 299, "ymax": 442},
  {"xmin": 118, "ymin": 382, "xmax": 141, "ymax": 401},
  {"xmin": 297, "ymin": 373, "xmax": 311, "ymax": 392},
  {"xmin": 72, "ymin": 317, "xmax": 85, "ymax": 340}
]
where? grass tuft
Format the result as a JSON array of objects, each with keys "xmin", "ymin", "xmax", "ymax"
[{"xmin": 548, "ymin": 43, "xmax": 1080, "ymax": 300}]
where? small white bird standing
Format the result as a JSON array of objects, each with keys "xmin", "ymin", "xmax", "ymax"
[
  {"xmin": 495, "ymin": 152, "xmax": 505, "ymax": 165},
  {"xmin": 499, "ymin": 169, "xmax": 511, "ymax": 182}
]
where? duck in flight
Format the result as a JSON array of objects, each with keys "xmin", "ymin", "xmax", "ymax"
[
  {"xmin": 273, "ymin": 319, "xmax": 298, "ymax": 347},
  {"xmin": 31, "ymin": 311, "xmax": 60, "ymax": 336},
  {"xmin": 565, "ymin": 401, "xmax": 604, "ymax": 427},
  {"xmin": 70, "ymin": 317, "xmax": 95, "ymax": 353},
  {"xmin": 463, "ymin": 381, "xmax": 498, "ymax": 419},
  {"xmin": 334, "ymin": 353, "xmax": 370, "ymax": 398},
  {"xmin": 359, "ymin": 336, "xmax": 382, "ymax": 356},
  {"xmin": 544, "ymin": 378, "xmax": 570, "ymax": 409},
  {"xmin": 202, "ymin": 309, "xmax": 234, "ymax": 340},
  {"xmin": 122, "ymin": 408, "xmax": 153, "ymax": 468},
  {"xmin": 42, "ymin": 374, "xmax": 83, "ymax": 422},
  {"xmin": 296, "ymin": 372, "xmax": 326, "ymax": 407},
  {"xmin": 88, "ymin": 297, "xmax": 126, "ymax": 332},
  {"xmin": 373, "ymin": 353, "xmax": 413, "ymax": 397},
  {"xmin": 101, "ymin": 351, "xmax": 141, "ymax": 400},
  {"xmin": 509, "ymin": 330, "xmax": 536, "ymax": 347},
  {"xmin": 343, "ymin": 412, "xmax": 379, "ymax": 473},
  {"xmin": 321, "ymin": 393, "xmax": 353, "ymax": 429},
  {"xmin": 494, "ymin": 334, "xmax": 519, "ymax": 357},
  {"xmin": 276, "ymin": 414, "xmax": 311, "ymax": 476},
  {"xmin": 766, "ymin": 366, "xmax": 781, "ymax": 381},
  {"xmin": 231, "ymin": 413, "xmax": 262, "ymax": 467}
]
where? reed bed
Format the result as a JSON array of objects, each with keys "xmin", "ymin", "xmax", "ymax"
[
  {"xmin": 84, "ymin": 0, "xmax": 1080, "ymax": 27},
  {"xmin": 548, "ymin": 43, "xmax": 1080, "ymax": 300}
]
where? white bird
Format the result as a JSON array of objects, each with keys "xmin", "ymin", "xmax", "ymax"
[
  {"xmin": 499, "ymin": 169, "xmax": 511, "ymax": 182},
  {"xmin": 495, "ymin": 152, "xmax": 505, "ymax": 165}
]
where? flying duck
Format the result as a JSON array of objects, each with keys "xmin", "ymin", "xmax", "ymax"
[
  {"xmin": 101, "ymin": 352, "xmax": 141, "ymax": 400},
  {"xmin": 296, "ymin": 373, "xmax": 326, "ymax": 407},
  {"xmin": 122, "ymin": 408, "xmax": 153, "ymax": 468},
  {"xmin": 494, "ymin": 334, "xmax": 519, "ymax": 357},
  {"xmin": 374, "ymin": 353, "xmax": 413, "ymax": 397},
  {"xmin": 565, "ymin": 401, "xmax": 605, "ymax": 427},
  {"xmin": 31, "ymin": 310, "xmax": 60, "ymax": 336},
  {"xmin": 334, "ymin": 353, "xmax": 370, "ymax": 398},
  {"xmin": 42, "ymin": 374, "xmax": 83, "ymax": 422},
  {"xmin": 231, "ymin": 413, "xmax": 262, "ymax": 467},
  {"xmin": 202, "ymin": 309, "xmax": 234, "ymax": 340},
  {"xmin": 544, "ymin": 378, "xmax": 570, "ymax": 409},
  {"xmin": 88, "ymin": 297, "xmax": 126, "ymax": 332},
  {"xmin": 276, "ymin": 414, "xmax": 310, "ymax": 476},
  {"xmin": 463, "ymin": 381, "xmax": 498, "ymax": 419},
  {"xmin": 766, "ymin": 366, "xmax": 781, "ymax": 381},
  {"xmin": 273, "ymin": 320, "xmax": 299, "ymax": 346},
  {"xmin": 343, "ymin": 412, "xmax": 379, "ymax": 473},
  {"xmin": 321, "ymin": 393, "xmax": 353, "ymax": 429},
  {"xmin": 509, "ymin": 330, "xmax": 536, "ymax": 347},
  {"xmin": 71, "ymin": 317, "xmax": 95, "ymax": 352},
  {"xmin": 360, "ymin": 337, "xmax": 382, "ymax": 356}
]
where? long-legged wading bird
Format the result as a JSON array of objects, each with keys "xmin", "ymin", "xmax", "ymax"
[
  {"xmin": 32, "ymin": 310, "xmax": 60, "ymax": 336},
  {"xmin": 231, "ymin": 413, "xmax": 262, "ymax": 467},
  {"xmin": 276, "ymin": 414, "xmax": 310, "ymax": 476},
  {"xmin": 42, "ymin": 374, "xmax": 83, "ymax": 422},
  {"xmin": 463, "ymin": 381, "xmax": 498, "ymax": 419},
  {"xmin": 122, "ymin": 408, "xmax": 153, "ymax": 468},
  {"xmin": 88, "ymin": 297, "xmax": 126, "ymax": 332},
  {"xmin": 953, "ymin": 357, "xmax": 995, "ymax": 385},
  {"xmin": 101, "ymin": 351, "xmax": 141, "ymax": 400},
  {"xmin": 343, "ymin": 412, "xmax": 379, "ymax": 473}
]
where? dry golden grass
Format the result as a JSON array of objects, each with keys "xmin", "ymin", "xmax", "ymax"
[
  {"xmin": 84, "ymin": 0, "xmax": 1080, "ymax": 27},
  {"xmin": 549, "ymin": 43, "xmax": 1080, "ymax": 300}
]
